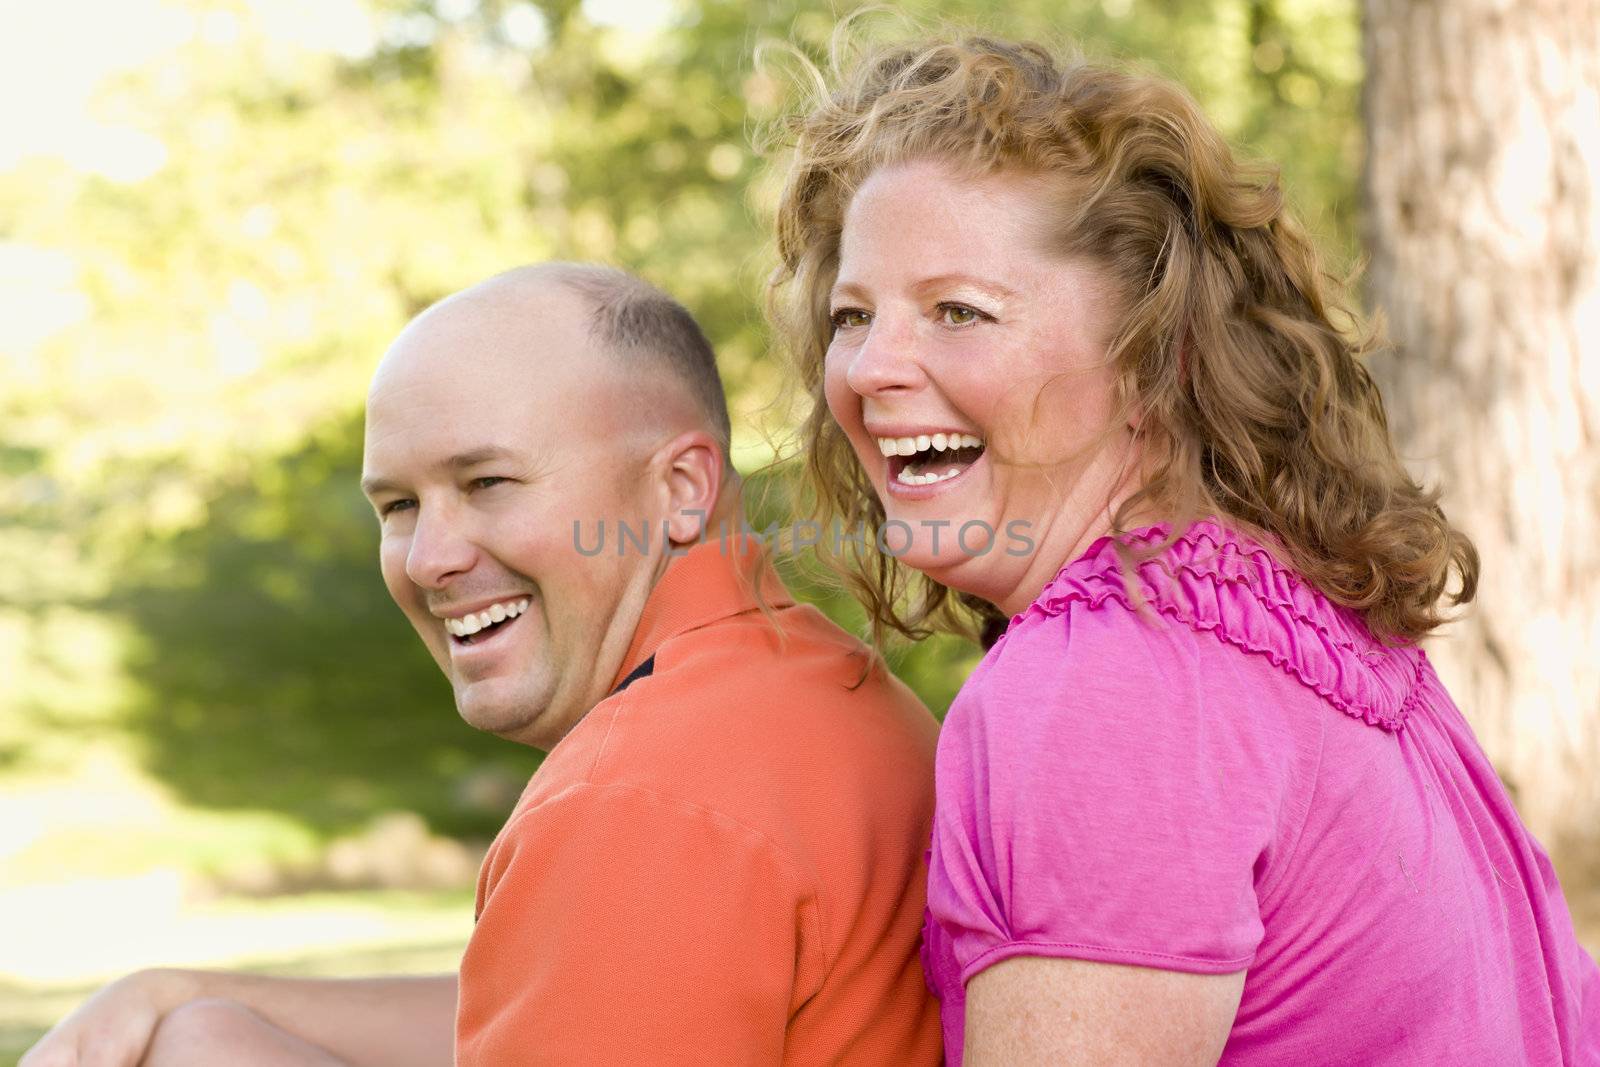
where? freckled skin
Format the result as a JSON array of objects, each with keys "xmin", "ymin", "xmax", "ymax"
[
  {"xmin": 964, "ymin": 956, "xmax": 1243, "ymax": 1065},
  {"xmin": 825, "ymin": 159, "xmax": 1149, "ymax": 616}
]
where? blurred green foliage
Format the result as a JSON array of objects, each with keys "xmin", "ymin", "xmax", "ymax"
[{"xmin": 0, "ymin": 0, "xmax": 1359, "ymax": 841}]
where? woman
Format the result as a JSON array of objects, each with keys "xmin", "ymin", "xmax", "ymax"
[{"xmin": 766, "ymin": 35, "xmax": 1600, "ymax": 1065}]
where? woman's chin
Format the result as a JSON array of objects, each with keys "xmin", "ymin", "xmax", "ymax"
[
  {"xmin": 868, "ymin": 500, "xmax": 1034, "ymax": 600},
  {"xmin": 883, "ymin": 538, "xmax": 997, "ymax": 591},
  {"xmin": 888, "ymin": 544, "xmax": 957, "ymax": 576}
]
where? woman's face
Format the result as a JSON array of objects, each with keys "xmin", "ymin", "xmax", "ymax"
[{"xmin": 823, "ymin": 158, "xmax": 1139, "ymax": 613}]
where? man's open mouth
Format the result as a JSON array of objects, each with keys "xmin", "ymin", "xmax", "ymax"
[
  {"xmin": 445, "ymin": 597, "xmax": 531, "ymax": 646},
  {"xmin": 875, "ymin": 432, "xmax": 986, "ymax": 487}
]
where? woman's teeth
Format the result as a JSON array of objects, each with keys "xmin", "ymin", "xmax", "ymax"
[
  {"xmin": 875, "ymin": 433, "xmax": 983, "ymax": 457},
  {"xmin": 875, "ymin": 432, "xmax": 985, "ymax": 487},
  {"xmin": 897, "ymin": 466, "xmax": 964, "ymax": 486}
]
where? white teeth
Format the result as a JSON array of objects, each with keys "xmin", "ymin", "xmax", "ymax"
[
  {"xmin": 445, "ymin": 597, "xmax": 530, "ymax": 638},
  {"xmin": 896, "ymin": 466, "xmax": 965, "ymax": 486},
  {"xmin": 874, "ymin": 433, "xmax": 984, "ymax": 456}
]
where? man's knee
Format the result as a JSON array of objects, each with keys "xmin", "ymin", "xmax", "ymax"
[{"xmin": 143, "ymin": 999, "xmax": 343, "ymax": 1066}]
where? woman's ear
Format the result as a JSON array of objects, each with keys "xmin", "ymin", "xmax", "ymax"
[{"xmin": 656, "ymin": 429, "xmax": 725, "ymax": 546}]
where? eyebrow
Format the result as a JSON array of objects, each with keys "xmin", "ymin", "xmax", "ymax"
[
  {"xmin": 446, "ymin": 446, "xmax": 519, "ymax": 470},
  {"xmin": 360, "ymin": 445, "xmax": 521, "ymax": 498},
  {"xmin": 829, "ymin": 273, "xmax": 1020, "ymax": 304}
]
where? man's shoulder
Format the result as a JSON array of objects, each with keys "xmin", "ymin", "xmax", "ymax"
[
  {"xmin": 640, "ymin": 600, "xmax": 935, "ymax": 749},
  {"xmin": 608, "ymin": 597, "xmax": 901, "ymax": 703},
  {"xmin": 518, "ymin": 601, "xmax": 936, "ymax": 842}
]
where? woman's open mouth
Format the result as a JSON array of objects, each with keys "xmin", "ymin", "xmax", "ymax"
[{"xmin": 875, "ymin": 432, "xmax": 986, "ymax": 488}]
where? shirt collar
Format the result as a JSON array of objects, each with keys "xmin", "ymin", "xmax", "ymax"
[{"xmin": 609, "ymin": 535, "xmax": 794, "ymax": 692}]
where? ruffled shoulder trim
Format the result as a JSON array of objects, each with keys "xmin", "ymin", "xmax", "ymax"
[{"xmin": 1019, "ymin": 520, "xmax": 1426, "ymax": 731}]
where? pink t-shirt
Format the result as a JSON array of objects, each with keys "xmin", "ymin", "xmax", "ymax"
[{"xmin": 924, "ymin": 520, "xmax": 1600, "ymax": 1064}]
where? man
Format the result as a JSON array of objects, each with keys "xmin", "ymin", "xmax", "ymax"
[{"xmin": 22, "ymin": 264, "xmax": 942, "ymax": 1066}]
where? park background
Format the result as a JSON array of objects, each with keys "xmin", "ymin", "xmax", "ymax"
[{"xmin": 2, "ymin": 0, "xmax": 1596, "ymax": 1058}]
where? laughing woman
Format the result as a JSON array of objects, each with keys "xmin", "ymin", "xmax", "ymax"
[{"xmin": 767, "ymin": 35, "xmax": 1600, "ymax": 1066}]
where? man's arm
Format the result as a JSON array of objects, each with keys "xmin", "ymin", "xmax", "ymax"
[
  {"xmin": 20, "ymin": 969, "xmax": 456, "ymax": 1067},
  {"xmin": 962, "ymin": 956, "xmax": 1245, "ymax": 1067}
]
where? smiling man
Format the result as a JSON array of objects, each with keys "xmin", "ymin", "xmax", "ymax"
[{"xmin": 22, "ymin": 264, "xmax": 942, "ymax": 1067}]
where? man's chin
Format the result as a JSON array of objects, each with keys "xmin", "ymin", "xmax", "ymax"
[{"xmin": 452, "ymin": 677, "xmax": 549, "ymax": 743}]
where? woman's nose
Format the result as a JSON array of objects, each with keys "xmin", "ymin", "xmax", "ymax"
[{"xmin": 844, "ymin": 316, "xmax": 927, "ymax": 397}]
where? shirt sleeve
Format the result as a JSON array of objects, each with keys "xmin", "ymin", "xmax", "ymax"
[
  {"xmin": 927, "ymin": 602, "xmax": 1292, "ymax": 985},
  {"xmin": 456, "ymin": 782, "xmax": 820, "ymax": 1066}
]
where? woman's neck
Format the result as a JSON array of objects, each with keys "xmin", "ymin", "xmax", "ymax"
[{"xmin": 991, "ymin": 444, "xmax": 1161, "ymax": 618}]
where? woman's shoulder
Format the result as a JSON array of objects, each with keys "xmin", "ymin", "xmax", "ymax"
[{"xmin": 981, "ymin": 518, "xmax": 1427, "ymax": 735}]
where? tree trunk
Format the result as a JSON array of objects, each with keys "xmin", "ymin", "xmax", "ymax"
[{"xmin": 1361, "ymin": 0, "xmax": 1600, "ymax": 856}]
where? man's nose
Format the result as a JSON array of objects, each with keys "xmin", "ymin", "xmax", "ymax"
[
  {"xmin": 844, "ymin": 315, "xmax": 927, "ymax": 397},
  {"xmin": 405, "ymin": 503, "xmax": 478, "ymax": 589}
]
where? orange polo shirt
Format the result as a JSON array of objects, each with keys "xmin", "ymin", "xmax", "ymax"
[{"xmin": 455, "ymin": 538, "xmax": 942, "ymax": 1065}]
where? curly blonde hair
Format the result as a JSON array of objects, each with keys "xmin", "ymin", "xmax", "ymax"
[{"xmin": 764, "ymin": 32, "xmax": 1477, "ymax": 646}]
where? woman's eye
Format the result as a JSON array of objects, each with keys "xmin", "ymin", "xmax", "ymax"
[
  {"xmin": 830, "ymin": 308, "xmax": 871, "ymax": 330},
  {"xmin": 470, "ymin": 476, "xmax": 508, "ymax": 491},
  {"xmin": 939, "ymin": 303, "xmax": 984, "ymax": 326}
]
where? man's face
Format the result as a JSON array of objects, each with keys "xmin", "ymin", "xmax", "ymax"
[{"xmin": 361, "ymin": 284, "xmax": 663, "ymax": 750}]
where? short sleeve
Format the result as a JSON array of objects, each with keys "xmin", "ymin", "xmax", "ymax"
[
  {"xmin": 927, "ymin": 601, "xmax": 1294, "ymax": 985},
  {"xmin": 456, "ymin": 782, "xmax": 821, "ymax": 1066}
]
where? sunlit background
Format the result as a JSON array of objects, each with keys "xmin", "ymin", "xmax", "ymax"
[{"xmin": 1, "ymin": 0, "xmax": 1592, "ymax": 1058}]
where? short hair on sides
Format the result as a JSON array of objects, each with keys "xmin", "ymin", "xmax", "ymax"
[{"xmin": 553, "ymin": 263, "xmax": 733, "ymax": 456}]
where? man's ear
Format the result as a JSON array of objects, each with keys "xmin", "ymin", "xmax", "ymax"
[{"xmin": 655, "ymin": 429, "xmax": 725, "ymax": 546}]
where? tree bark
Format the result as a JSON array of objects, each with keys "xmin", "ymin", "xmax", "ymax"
[{"xmin": 1362, "ymin": 0, "xmax": 1600, "ymax": 854}]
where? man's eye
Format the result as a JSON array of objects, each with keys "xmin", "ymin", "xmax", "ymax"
[
  {"xmin": 380, "ymin": 499, "xmax": 416, "ymax": 516},
  {"xmin": 470, "ymin": 476, "xmax": 508, "ymax": 490},
  {"xmin": 830, "ymin": 308, "xmax": 872, "ymax": 330},
  {"xmin": 939, "ymin": 303, "xmax": 985, "ymax": 326}
]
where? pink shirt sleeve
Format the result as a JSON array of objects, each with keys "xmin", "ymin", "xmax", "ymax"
[{"xmin": 928, "ymin": 600, "xmax": 1306, "ymax": 984}]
